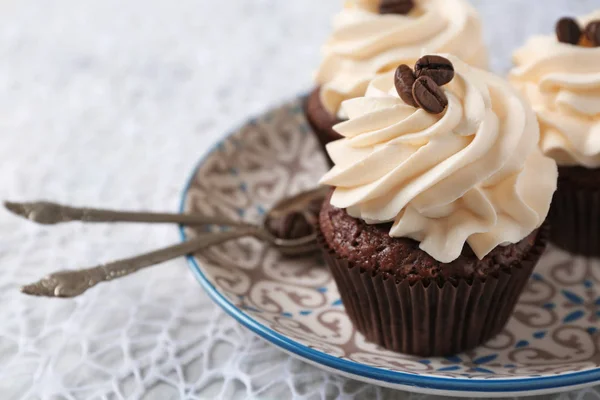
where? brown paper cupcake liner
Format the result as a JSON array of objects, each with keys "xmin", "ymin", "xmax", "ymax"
[
  {"xmin": 318, "ymin": 223, "xmax": 549, "ymax": 357},
  {"xmin": 549, "ymin": 167, "xmax": 600, "ymax": 257}
]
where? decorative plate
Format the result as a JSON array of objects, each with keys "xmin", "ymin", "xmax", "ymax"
[{"xmin": 180, "ymin": 98, "xmax": 600, "ymax": 398}]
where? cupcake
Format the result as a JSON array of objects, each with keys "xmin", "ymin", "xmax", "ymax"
[
  {"xmin": 305, "ymin": 0, "xmax": 488, "ymax": 152},
  {"xmin": 317, "ymin": 54, "xmax": 557, "ymax": 356},
  {"xmin": 510, "ymin": 12, "xmax": 600, "ymax": 257}
]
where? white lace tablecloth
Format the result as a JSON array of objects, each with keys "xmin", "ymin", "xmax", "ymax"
[{"xmin": 1, "ymin": 1, "xmax": 600, "ymax": 399}]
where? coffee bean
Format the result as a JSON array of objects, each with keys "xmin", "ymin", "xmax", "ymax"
[
  {"xmin": 379, "ymin": 0, "xmax": 414, "ymax": 15},
  {"xmin": 556, "ymin": 17, "xmax": 582, "ymax": 45},
  {"xmin": 412, "ymin": 76, "xmax": 448, "ymax": 114},
  {"xmin": 414, "ymin": 55, "xmax": 455, "ymax": 86},
  {"xmin": 585, "ymin": 20, "xmax": 600, "ymax": 47},
  {"xmin": 394, "ymin": 64, "xmax": 418, "ymax": 107},
  {"xmin": 266, "ymin": 211, "xmax": 314, "ymax": 240},
  {"xmin": 578, "ymin": 33, "xmax": 594, "ymax": 47}
]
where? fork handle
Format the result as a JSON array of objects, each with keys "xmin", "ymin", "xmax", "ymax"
[
  {"xmin": 96, "ymin": 229, "xmax": 258, "ymax": 279},
  {"xmin": 9, "ymin": 200, "xmax": 251, "ymax": 227},
  {"xmin": 22, "ymin": 228, "xmax": 260, "ymax": 298},
  {"xmin": 74, "ymin": 207, "xmax": 250, "ymax": 226}
]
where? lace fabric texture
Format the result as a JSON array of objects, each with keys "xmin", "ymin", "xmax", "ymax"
[{"xmin": 1, "ymin": 0, "xmax": 600, "ymax": 399}]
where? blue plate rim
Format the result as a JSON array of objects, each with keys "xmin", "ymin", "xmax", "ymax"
[{"xmin": 178, "ymin": 102, "xmax": 600, "ymax": 394}]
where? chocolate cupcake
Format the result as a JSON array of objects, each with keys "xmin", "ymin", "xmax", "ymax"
[
  {"xmin": 305, "ymin": 87, "xmax": 343, "ymax": 150},
  {"xmin": 307, "ymin": 0, "xmax": 488, "ymax": 151},
  {"xmin": 319, "ymin": 193, "xmax": 548, "ymax": 356},
  {"xmin": 510, "ymin": 11, "xmax": 600, "ymax": 257},
  {"xmin": 318, "ymin": 55, "xmax": 557, "ymax": 356}
]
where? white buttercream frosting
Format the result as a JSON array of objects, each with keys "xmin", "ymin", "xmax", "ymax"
[
  {"xmin": 320, "ymin": 55, "xmax": 557, "ymax": 263},
  {"xmin": 315, "ymin": 0, "xmax": 488, "ymax": 117},
  {"xmin": 510, "ymin": 11, "xmax": 600, "ymax": 168}
]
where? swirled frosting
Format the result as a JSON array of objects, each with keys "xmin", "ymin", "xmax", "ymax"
[
  {"xmin": 510, "ymin": 11, "xmax": 600, "ymax": 168},
  {"xmin": 319, "ymin": 55, "xmax": 557, "ymax": 263},
  {"xmin": 315, "ymin": 0, "xmax": 488, "ymax": 117}
]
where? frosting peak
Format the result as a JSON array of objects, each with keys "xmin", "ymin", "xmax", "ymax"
[
  {"xmin": 315, "ymin": 0, "xmax": 487, "ymax": 116},
  {"xmin": 320, "ymin": 55, "xmax": 557, "ymax": 263},
  {"xmin": 510, "ymin": 11, "xmax": 600, "ymax": 168}
]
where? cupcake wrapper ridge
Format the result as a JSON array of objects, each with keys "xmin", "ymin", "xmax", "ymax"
[
  {"xmin": 550, "ymin": 171, "xmax": 600, "ymax": 257},
  {"xmin": 318, "ymin": 223, "xmax": 549, "ymax": 357}
]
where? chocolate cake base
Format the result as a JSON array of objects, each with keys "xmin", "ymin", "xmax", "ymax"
[
  {"xmin": 304, "ymin": 87, "xmax": 343, "ymax": 155},
  {"xmin": 549, "ymin": 165, "xmax": 600, "ymax": 257},
  {"xmin": 318, "ymin": 192, "xmax": 548, "ymax": 356}
]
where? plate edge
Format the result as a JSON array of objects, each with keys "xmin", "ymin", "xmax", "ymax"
[{"xmin": 178, "ymin": 98, "xmax": 600, "ymax": 395}]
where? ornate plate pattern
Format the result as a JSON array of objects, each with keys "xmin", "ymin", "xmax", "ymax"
[{"xmin": 180, "ymin": 98, "xmax": 600, "ymax": 397}]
